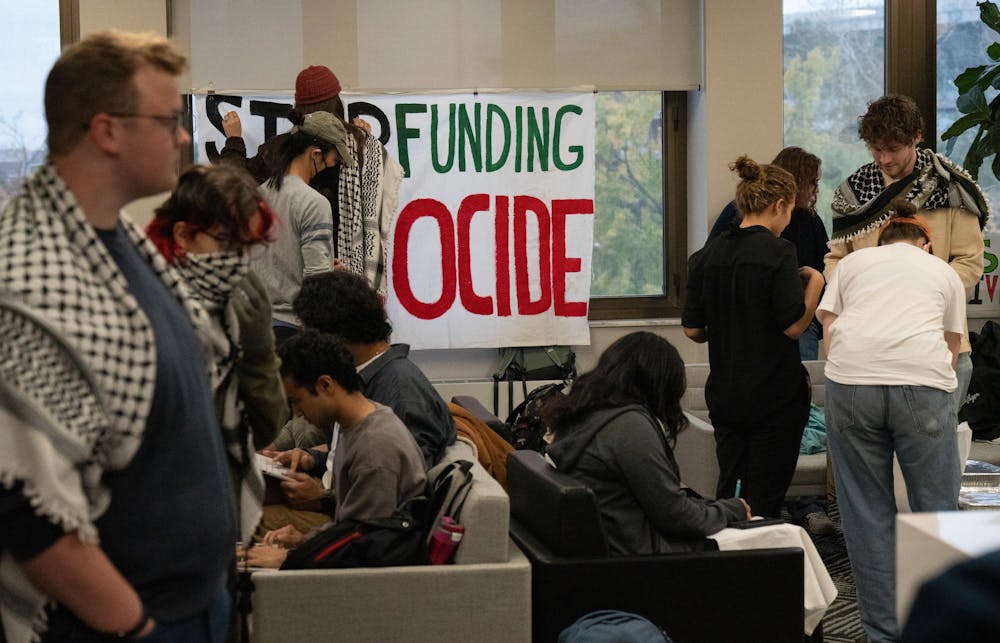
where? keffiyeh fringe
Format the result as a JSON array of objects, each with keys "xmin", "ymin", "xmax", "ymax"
[{"xmin": 830, "ymin": 149, "xmax": 989, "ymax": 245}]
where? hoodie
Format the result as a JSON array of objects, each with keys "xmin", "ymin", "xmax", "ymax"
[{"xmin": 546, "ymin": 405, "xmax": 746, "ymax": 555}]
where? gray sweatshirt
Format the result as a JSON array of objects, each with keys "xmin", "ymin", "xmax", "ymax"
[
  {"xmin": 546, "ymin": 405, "xmax": 746, "ymax": 555},
  {"xmin": 255, "ymin": 175, "xmax": 334, "ymax": 325},
  {"xmin": 333, "ymin": 403, "xmax": 427, "ymax": 523}
]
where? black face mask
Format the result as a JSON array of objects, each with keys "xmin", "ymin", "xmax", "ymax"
[{"xmin": 310, "ymin": 165, "xmax": 341, "ymax": 191}]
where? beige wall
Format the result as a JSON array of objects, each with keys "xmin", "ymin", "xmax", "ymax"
[
  {"xmin": 78, "ymin": 0, "xmax": 167, "ymax": 38},
  {"xmin": 688, "ymin": 0, "xmax": 784, "ymax": 248}
]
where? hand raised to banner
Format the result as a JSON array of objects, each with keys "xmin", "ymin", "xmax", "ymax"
[{"xmin": 223, "ymin": 111, "xmax": 242, "ymax": 138}]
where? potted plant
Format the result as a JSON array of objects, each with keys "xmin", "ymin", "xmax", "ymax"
[{"xmin": 942, "ymin": 1, "xmax": 1000, "ymax": 182}]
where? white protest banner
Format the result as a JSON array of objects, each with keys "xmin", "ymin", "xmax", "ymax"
[
  {"xmin": 969, "ymin": 231, "xmax": 1000, "ymax": 318},
  {"xmin": 194, "ymin": 91, "xmax": 595, "ymax": 349}
]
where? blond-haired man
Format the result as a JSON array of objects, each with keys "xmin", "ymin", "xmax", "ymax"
[{"xmin": 0, "ymin": 31, "xmax": 235, "ymax": 642}]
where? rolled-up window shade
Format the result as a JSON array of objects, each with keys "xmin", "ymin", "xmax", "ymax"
[{"xmin": 352, "ymin": 0, "xmax": 699, "ymax": 91}]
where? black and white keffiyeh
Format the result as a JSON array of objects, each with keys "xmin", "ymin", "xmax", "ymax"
[
  {"xmin": 0, "ymin": 163, "xmax": 221, "ymax": 457},
  {"xmin": 830, "ymin": 148, "xmax": 989, "ymax": 244},
  {"xmin": 336, "ymin": 133, "xmax": 403, "ymax": 297},
  {"xmin": 0, "ymin": 296, "xmax": 111, "ymax": 643},
  {"xmin": 0, "ymin": 163, "xmax": 223, "ymax": 641},
  {"xmin": 177, "ymin": 250, "xmax": 249, "ymax": 308},
  {"xmin": 175, "ymin": 251, "xmax": 266, "ymax": 541}
]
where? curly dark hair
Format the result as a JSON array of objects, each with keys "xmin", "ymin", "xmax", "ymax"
[
  {"xmin": 543, "ymin": 331, "xmax": 688, "ymax": 445},
  {"xmin": 278, "ymin": 330, "xmax": 361, "ymax": 394},
  {"xmin": 294, "ymin": 271, "xmax": 392, "ymax": 343},
  {"xmin": 771, "ymin": 147, "xmax": 821, "ymax": 210},
  {"xmin": 858, "ymin": 94, "xmax": 923, "ymax": 146}
]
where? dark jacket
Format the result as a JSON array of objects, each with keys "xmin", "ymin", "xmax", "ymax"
[
  {"xmin": 219, "ymin": 134, "xmax": 286, "ymax": 184},
  {"xmin": 546, "ymin": 405, "xmax": 746, "ymax": 555},
  {"xmin": 361, "ymin": 344, "xmax": 456, "ymax": 468}
]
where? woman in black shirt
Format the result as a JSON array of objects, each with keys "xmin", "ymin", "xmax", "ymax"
[{"xmin": 682, "ymin": 156, "xmax": 824, "ymax": 517}]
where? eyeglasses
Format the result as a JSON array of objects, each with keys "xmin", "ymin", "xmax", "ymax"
[
  {"xmin": 199, "ymin": 229, "xmax": 244, "ymax": 252},
  {"xmin": 106, "ymin": 111, "xmax": 186, "ymax": 134}
]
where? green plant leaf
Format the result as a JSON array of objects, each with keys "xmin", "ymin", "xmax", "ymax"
[
  {"xmin": 958, "ymin": 84, "xmax": 989, "ymax": 115},
  {"xmin": 964, "ymin": 130, "xmax": 988, "ymax": 181},
  {"xmin": 985, "ymin": 121, "xmax": 1000, "ymax": 159},
  {"xmin": 956, "ymin": 65, "xmax": 990, "ymax": 93},
  {"xmin": 946, "ymin": 134, "xmax": 959, "ymax": 157},
  {"xmin": 991, "ymin": 152, "xmax": 1000, "ymax": 183},
  {"xmin": 982, "ymin": 1, "xmax": 1000, "ymax": 36},
  {"xmin": 972, "ymin": 63, "xmax": 1000, "ymax": 90},
  {"xmin": 942, "ymin": 113, "xmax": 986, "ymax": 142},
  {"xmin": 990, "ymin": 42, "xmax": 1000, "ymax": 61}
]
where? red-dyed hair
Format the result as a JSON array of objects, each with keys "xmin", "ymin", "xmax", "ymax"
[
  {"xmin": 878, "ymin": 198, "xmax": 931, "ymax": 246},
  {"xmin": 147, "ymin": 164, "xmax": 275, "ymax": 263}
]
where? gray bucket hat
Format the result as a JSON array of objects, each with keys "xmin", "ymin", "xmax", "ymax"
[{"xmin": 294, "ymin": 111, "xmax": 356, "ymax": 168}]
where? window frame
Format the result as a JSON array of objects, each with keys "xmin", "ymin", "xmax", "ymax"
[
  {"xmin": 886, "ymin": 0, "xmax": 938, "ymax": 146},
  {"xmin": 588, "ymin": 91, "xmax": 687, "ymax": 320}
]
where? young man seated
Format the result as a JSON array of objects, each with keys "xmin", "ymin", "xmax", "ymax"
[
  {"xmin": 293, "ymin": 271, "xmax": 456, "ymax": 468},
  {"xmin": 258, "ymin": 271, "xmax": 455, "ymax": 533},
  {"xmin": 247, "ymin": 331, "xmax": 426, "ymax": 566}
]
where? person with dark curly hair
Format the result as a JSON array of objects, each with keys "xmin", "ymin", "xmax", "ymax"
[
  {"xmin": 253, "ymin": 271, "xmax": 456, "ymax": 536},
  {"xmin": 545, "ymin": 332, "xmax": 751, "ymax": 555},
  {"xmin": 826, "ymin": 94, "xmax": 988, "ymax": 413},
  {"xmin": 246, "ymin": 331, "xmax": 427, "ymax": 567},
  {"xmin": 290, "ymin": 270, "xmax": 456, "ymax": 469}
]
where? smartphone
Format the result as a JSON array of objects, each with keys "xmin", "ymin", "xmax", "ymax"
[{"xmin": 730, "ymin": 518, "xmax": 786, "ymax": 529}]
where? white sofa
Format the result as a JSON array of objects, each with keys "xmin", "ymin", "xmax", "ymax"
[
  {"xmin": 675, "ymin": 360, "xmax": 1000, "ymax": 502},
  {"xmin": 249, "ymin": 442, "xmax": 531, "ymax": 643}
]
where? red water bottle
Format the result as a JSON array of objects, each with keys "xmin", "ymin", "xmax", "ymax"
[{"xmin": 428, "ymin": 517, "xmax": 466, "ymax": 564}]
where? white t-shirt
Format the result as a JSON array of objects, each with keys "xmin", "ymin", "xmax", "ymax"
[{"xmin": 817, "ymin": 242, "xmax": 966, "ymax": 391}]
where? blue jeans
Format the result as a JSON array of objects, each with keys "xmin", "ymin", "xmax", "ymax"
[
  {"xmin": 798, "ymin": 319, "xmax": 820, "ymax": 361},
  {"xmin": 825, "ymin": 381, "xmax": 961, "ymax": 643},
  {"xmin": 143, "ymin": 580, "xmax": 231, "ymax": 643},
  {"xmin": 40, "ymin": 577, "xmax": 231, "ymax": 643}
]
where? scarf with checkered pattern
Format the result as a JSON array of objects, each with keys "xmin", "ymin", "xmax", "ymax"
[
  {"xmin": 830, "ymin": 147, "xmax": 988, "ymax": 244},
  {"xmin": 0, "ymin": 164, "xmax": 223, "ymax": 643}
]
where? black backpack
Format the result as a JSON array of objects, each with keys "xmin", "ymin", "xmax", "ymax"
[
  {"xmin": 280, "ymin": 459, "xmax": 476, "ymax": 570},
  {"xmin": 505, "ymin": 382, "xmax": 566, "ymax": 452},
  {"xmin": 961, "ymin": 321, "xmax": 1000, "ymax": 441},
  {"xmin": 281, "ymin": 500, "xmax": 428, "ymax": 570},
  {"xmin": 423, "ymin": 459, "xmax": 475, "ymax": 544}
]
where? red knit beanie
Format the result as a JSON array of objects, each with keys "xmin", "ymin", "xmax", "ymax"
[{"xmin": 295, "ymin": 65, "xmax": 341, "ymax": 106}]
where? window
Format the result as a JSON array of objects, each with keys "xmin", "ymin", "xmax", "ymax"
[
  {"xmin": 783, "ymin": 0, "xmax": 886, "ymax": 232},
  {"xmin": 0, "ymin": 3, "xmax": 62, "ymax": 210},
  {"xmin": 937, "ymin": 0, "xmax": 1000, "ymax": 211},
  {"xmin": 591, "ymin": 91, "xmax": 664, "ymax": 297},
  {"xmin": 588, "ymin": 91, "xmax": 685, "ymax": 320}
]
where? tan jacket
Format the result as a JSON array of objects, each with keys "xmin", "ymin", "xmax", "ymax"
[{"xmin": 824, "ymin": 206, "xmax": 984, "ymax": 352}]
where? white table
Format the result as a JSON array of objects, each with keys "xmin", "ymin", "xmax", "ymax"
[
  {"xmin": 896, "ymin": 511, "xmax": 1000, "ymax": 625},
  {"xmin": 712, "ymin": 523, "xmax": 837, "ymax": 635}
]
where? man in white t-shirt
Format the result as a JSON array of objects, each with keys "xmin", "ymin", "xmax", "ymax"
[{"xmin": 817, "ymin": 205, "xmax": 965, "ymax": 643}]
